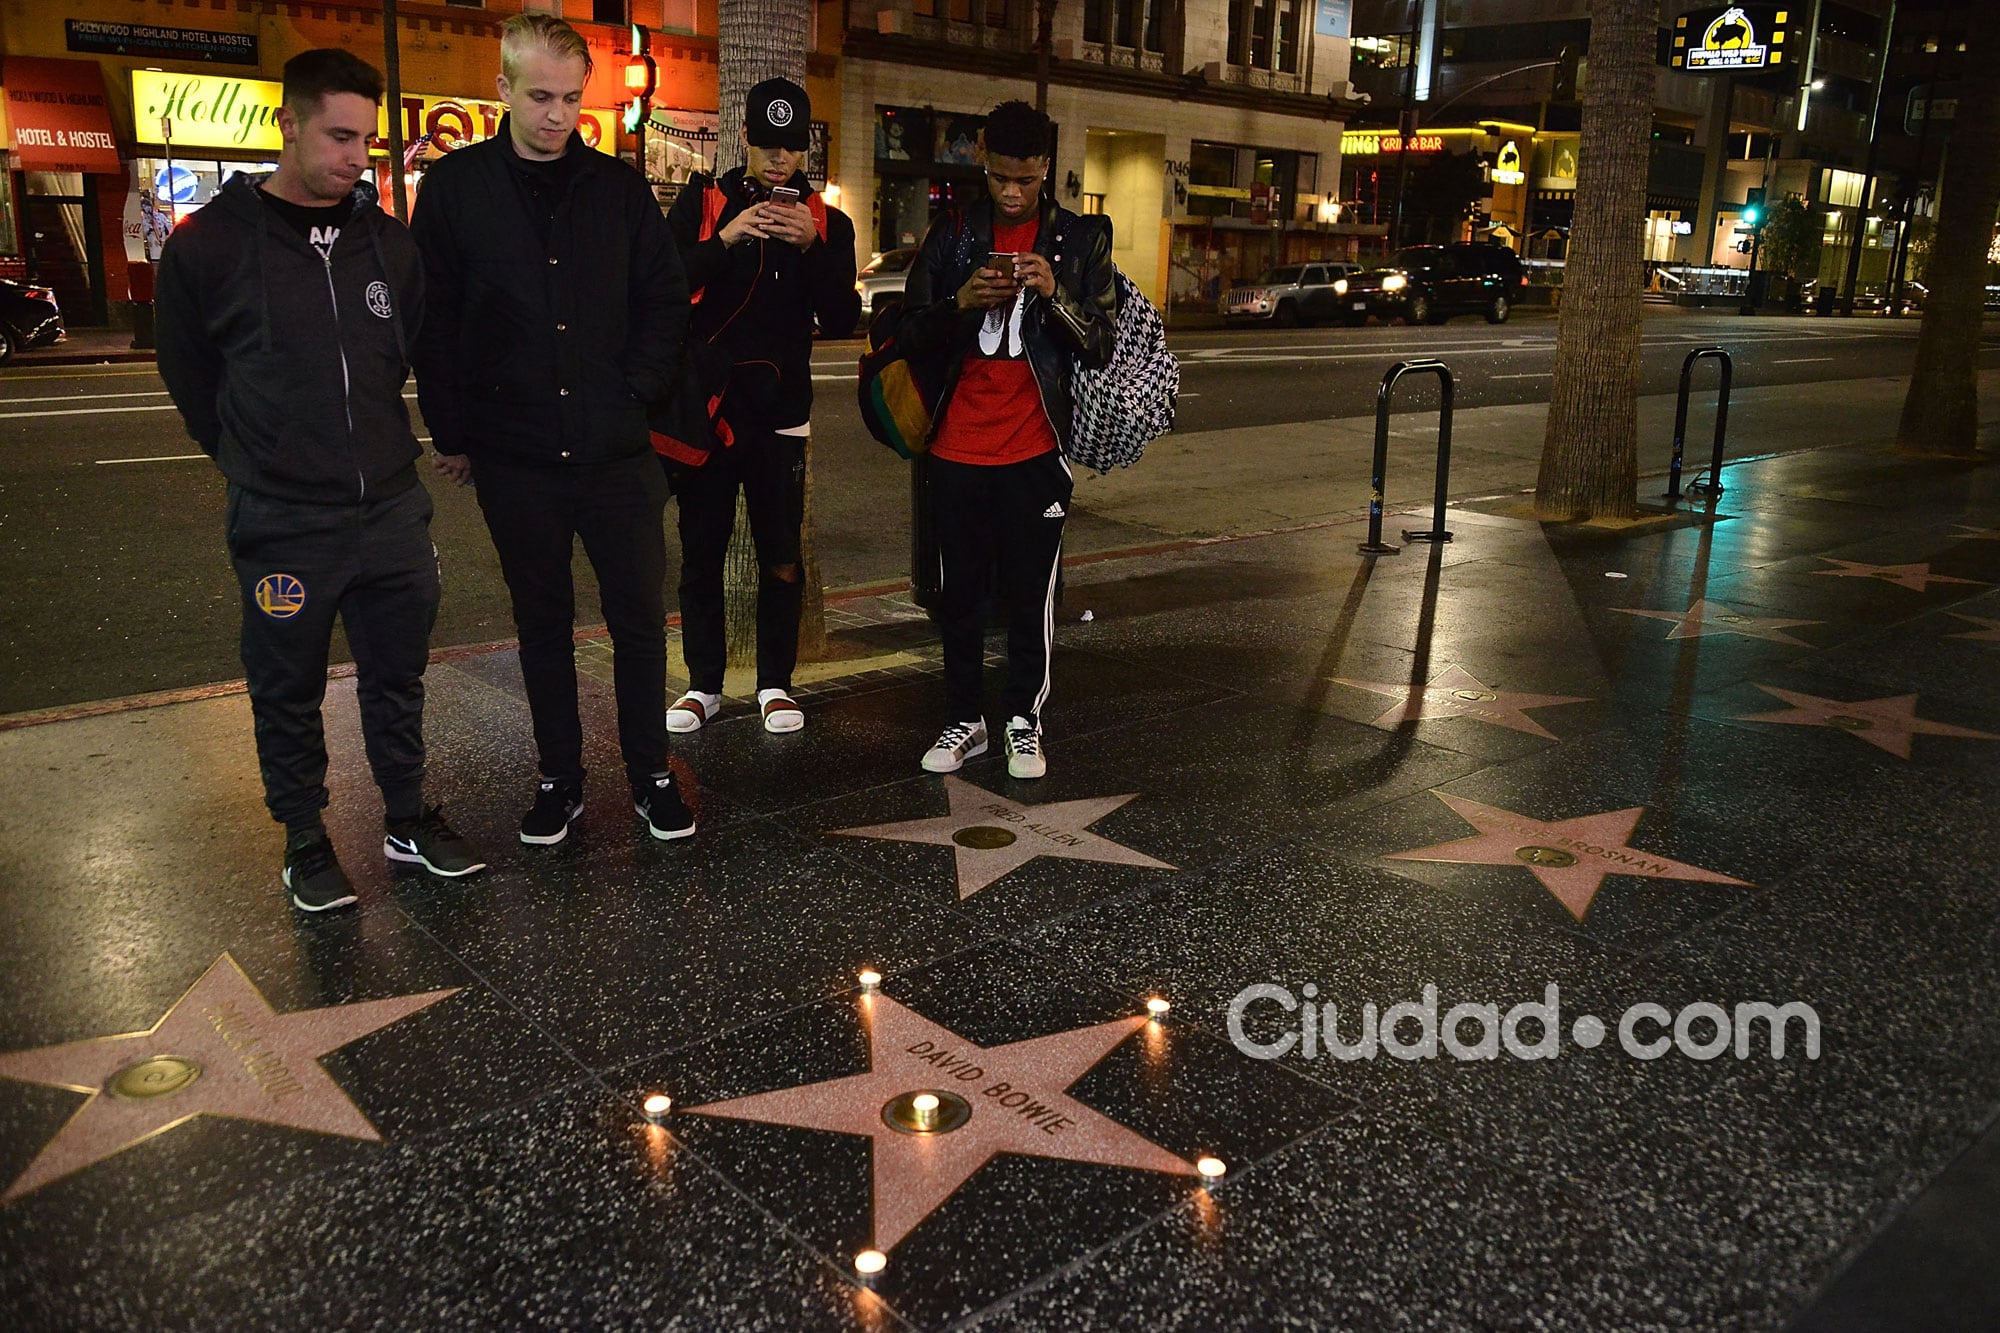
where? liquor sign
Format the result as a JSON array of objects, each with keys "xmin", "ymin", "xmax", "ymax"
[
  {"xmin": 67, "ymin": 19, "xmax": 257, "ymax": 65},
  {"xmin": 1670, "ymin": 6, "xmax": 1791, "ymax": 74}
]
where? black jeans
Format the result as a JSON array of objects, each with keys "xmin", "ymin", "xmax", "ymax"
[
  {"xmin": 473, "ymin": 452, "xmax": 670, "ymax": 789},
  {"xmin": 930, "ymin": 450, "xmax": 1071, "ymax": 726},
  {"xmin": 670, "ymin": 429, "xmax": 806, "ymax": 694},
  {"xmin": 227, "ymin": 481, "xmax": 439, "ymax": 829}
]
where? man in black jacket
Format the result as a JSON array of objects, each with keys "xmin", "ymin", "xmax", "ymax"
[
  {"xmin": 157, "ymin": 49, "xmax": 485, "ymax": 913},
  {"xmin": 899, "ymin": 101, "xmax": 1117, "ymax": 781},
  {"xmin": 659, "ymin": 78, "xmax": 860, "ymax": 736},
  {"xmin": 411, "ymin": 13, "xmax": 694, "ymax": 846}
]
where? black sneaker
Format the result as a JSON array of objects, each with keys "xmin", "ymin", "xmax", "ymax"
[
  {"xmin": 283, "ymin": 835, "xmax": 359, "ymax": 913},
  {"xmin": 384, "ymin": 805, "xmax": 488, "ymax": 877},
  {"xmin": 634, "ymin": 772, "xmax": 695, "ymax": 841},
  {"xmin": 521, "ymin": 778, "xmax": 584, "ymax": 846}
]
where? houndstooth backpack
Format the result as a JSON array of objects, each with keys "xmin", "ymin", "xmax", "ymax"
[{"xmin": 1066, "ymin": 267, "xmax": 1178, "ymax": 474}]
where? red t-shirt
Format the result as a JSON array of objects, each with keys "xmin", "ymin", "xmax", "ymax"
[{"xmin": 931, "ymin": 219, "xmax": 1059, "ymax": 466}]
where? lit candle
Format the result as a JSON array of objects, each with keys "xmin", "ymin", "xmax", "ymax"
[
  {"xmin": 854, "ymin": 1249, "xmax": 887, "ymax": 1275},
  {"xmin": 1146, "ymin": 996, "xmax": 1171, "ymax": 1017},
  {"xmin": 642, "ymin": 1093, "xmax": 672, "ymax": 1122},
  {"xmin": 912, "ymin": 1093, "xmax": 939, "ymax": 1129},
  {"xmin": 1196, "ymin": 1156, "xmax": 1226, "ymax": 1181},
  {"xmin": 858, "ymin": 969, "xmax": 882, "ymax": 990}
]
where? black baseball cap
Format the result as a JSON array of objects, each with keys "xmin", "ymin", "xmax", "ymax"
[{"xmin": 746, "ymin": 77, "xmax": 810, "ymax": 151}]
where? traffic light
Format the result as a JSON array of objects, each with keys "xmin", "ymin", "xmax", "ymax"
[
  {"xmin": 1554, "ymin": 46, "xmax": 1580, "ymax": 102},
  {"xmin": 1742, "ymin": 188, "xmax": 1765, "ymax": 228},
  {"xmin": 622, "ymin": 24, "xmax": 656, "ymax": 135}
]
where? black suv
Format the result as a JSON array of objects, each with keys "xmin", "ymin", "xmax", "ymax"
[{"xmin": 1335, "ymin": 244, "xmax": 1526, "ymax": 326}]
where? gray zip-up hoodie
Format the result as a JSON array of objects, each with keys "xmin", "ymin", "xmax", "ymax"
[{"xmin": 157, "ymin": 172, "xmax": 426, "ymax": 505}]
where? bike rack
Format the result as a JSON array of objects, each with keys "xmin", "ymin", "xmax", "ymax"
[
  {"xmin": 1360, "ymin": 359, "xmax": 1455, "ymax": 556},
  {"xmin": 1665, "ymin": 347, "xmax": 1733, "ymax": 500}
]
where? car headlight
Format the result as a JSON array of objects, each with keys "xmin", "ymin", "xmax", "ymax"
[
  {"xmin": 1334, "ymin": 278, "xmax": 1348, "ymax": 295},
  {"xmin": 1382, "ymin": 274, "xmax": 1406, "ymax": 292}
]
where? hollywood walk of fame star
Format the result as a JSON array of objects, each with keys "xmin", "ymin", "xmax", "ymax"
[
  {"xmin": 1812, "ymin": 558, "xmax": 1987, "ymax": 593},
  {"xmin": 1330, "ymin": 664, "xmax": 1592, "ymax": 740},
  {"xmin": 1736, "ymin": 685, "xmax": 2000, "ymax": 760},
  {"xmin": 829, "ymin": 777, "xmax": 1175, "ymax": 899},
  {"xmin": 1384, "ymin": 792, "xmax": 1750, "ymax": 921},
  {"xmin": 1613, "ymin": 598, "xmax": 1821, "ymax": 646},
  {"xmin": 683, "ymin": 993, "xmax": 1198, "ymax": 1253},
  {"xmin": 0, "ymin": 953, "xmax": 456, "ymax": 1204},
  {"xmin": 1946, "ymin": 613, "xmax": 2000, "ymax": 643}
]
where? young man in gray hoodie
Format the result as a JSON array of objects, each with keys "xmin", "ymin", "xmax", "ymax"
[{"xmin": 157, "ymin": 49, "xmax": 485, "ymax": 912}]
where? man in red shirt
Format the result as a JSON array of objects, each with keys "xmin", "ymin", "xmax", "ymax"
[{"xmin": 898, "ymin": 102, "xmax": 1117, "ymax": 779}]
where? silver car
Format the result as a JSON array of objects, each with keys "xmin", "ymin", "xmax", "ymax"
[
  {"xmin": 1224, "ymin": 262, "xmax": 1362, "ymax": 327},
  {"xmin": 856, "ymin": 247, "xmax": 918, "ymax": 315}
]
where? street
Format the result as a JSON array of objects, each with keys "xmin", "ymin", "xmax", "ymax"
[{"xmin": 0, "ymin": 308, "xmax": 1983, "ymax": 714}]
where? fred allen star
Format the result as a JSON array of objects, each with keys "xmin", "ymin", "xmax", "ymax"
[
  {"xmin": 0, "ymin": 953, "xmax": 455, "ymax": 1203},
  {"xmin": 683, "ymin": 993, "xmax": 1200, "ymax": 1254},
  {"xmin": 1385, "ymin": 792, "xmax": 1750, "ymax": 920},
  {"xmin": 830, "ymin": 776, "xmax": 1174, "ymax": 899}
]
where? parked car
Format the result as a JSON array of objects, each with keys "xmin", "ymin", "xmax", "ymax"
[
  {"xmin": 1224, "ymin": 262, "xmax": 1363, "ymax": 327},
  {"xmin": 1335, "ymin": 244, "xmax": 1527, "ymax": 326},
  {"xmin": 0, "ymin": 279, "xmax": 64, "ymax": 362},
  {"xmin": 855, "ymin": 247, "xmax": 918, "ymax": 315}
]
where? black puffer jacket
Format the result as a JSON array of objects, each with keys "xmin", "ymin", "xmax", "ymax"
[
  {"xmin": 410, "ymin": 121, "xmax": 688, "ymax": 466},
  {"xmin": 899, "ymin": 194, "xmax": 1116, "ymax": 453},
  {"xmin": 156, "ymin": 174, "xmax": 425, "ymax": 505}
]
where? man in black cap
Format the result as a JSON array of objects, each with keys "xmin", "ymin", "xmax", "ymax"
[{"xmin": 656, "ymin": 77, "xmax": 859, "ymax": 737}]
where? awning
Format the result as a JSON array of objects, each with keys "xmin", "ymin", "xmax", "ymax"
[{"xmin": 4, "ymin": 57, "xmax": 121, "ymax": 173}]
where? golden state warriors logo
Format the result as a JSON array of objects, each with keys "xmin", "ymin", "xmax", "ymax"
[{"xmin": 255, "ymin": 573, "xmax": 307, "ymax": 620}]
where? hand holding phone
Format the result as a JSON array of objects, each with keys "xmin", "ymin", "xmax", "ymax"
[
  {"xmin": 769, "ymin": 185, "xmax": 801, "ymax": 207},
  {"xmin": 986, "ymin": 251, "xmax": 1021, "ymax": 280}
]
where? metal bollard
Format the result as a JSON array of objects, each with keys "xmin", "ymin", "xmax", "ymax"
[
  {"xmin": 1360, "ymin": 359, "xmax": 1456, "ymax": 556},
  {"xmin": 1665, "ymin": 347, "xmax": 1733, "ymax": 500}
]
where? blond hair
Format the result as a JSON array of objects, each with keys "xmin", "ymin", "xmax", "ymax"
[{"xmin": 500, "ymin": 13, "xmax": 593, "ymax": 84}]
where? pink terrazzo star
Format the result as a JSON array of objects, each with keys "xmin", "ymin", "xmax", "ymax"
[
  {"xmin": 683, "ymin": 993, "xmax": 1197, "ymax": 1253},
  {"xmin": 1385, "ymin": 792, "xmax": 1751, "ymax": 920},
  {"xmin": 1812, "ymin": 558, "xmax": 1986, "ymax": 592},
  {"xmin": 1736, "ymin": 685, "xmax": 2000, "ymax": 760},
  {"xmin": 1614, "ymin": 598, "xmax": 1821, "ymax": 645},
  {"xmin": 1331, "ymin": 663, "xmax": 1591, "ymax": 740}
]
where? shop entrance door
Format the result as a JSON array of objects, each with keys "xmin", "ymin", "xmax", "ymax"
[{"xmin": 22, "ymin": 173, "xmax": 106, "ymax": 327}]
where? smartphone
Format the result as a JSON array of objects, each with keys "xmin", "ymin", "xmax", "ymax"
[
  {"xmin": 987, "ymin": 251, "xmax": 1021, "ymax": 277},
  {"xmin": 769, "ymin": 185, "xmax": 801, "ymax": 207}
]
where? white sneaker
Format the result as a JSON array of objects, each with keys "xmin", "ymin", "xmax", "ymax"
[
  {"xmin": 1004, "ymin": 716, "xmax": 1046, "ymax": 779},
  {"xmin": 921, "ymin": 720, "xmax": 988, "ymax": 773},
  {"xmin": 667, "ymin": 691, "xmax": 721, "ymax": 733}
]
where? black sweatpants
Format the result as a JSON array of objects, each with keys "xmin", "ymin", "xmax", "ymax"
[
  {"xmin": 671, "ymin": 429, "xmax": 807, "ymax": 694},
  {"xmin": 930, "ymin": 449, "xmax": 1071, "ymax": 727},
  {"xmin": 226, "ymin": 481, "xmax": 439, "ymax": 830},
  {"xmin": 472, "ymin": 452, "xmax": 670, "ymax": 790}
]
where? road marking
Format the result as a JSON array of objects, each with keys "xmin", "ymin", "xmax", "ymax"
[
  {"xmin": 0, "ymin": 367, "xmax": 164, "ymax": 383},
  {"xmin": 0, "ymin": 389, "xmax": 170, "ymax": 405},
  {"xmin": 95, "ymin": 454, "xmax": 206, "ymax": 465},
  {"xmin": 1773, "ymin": 357, "xmax": 1834, "ymax": 364},
  {"xmin": 0, "ymin": 402, "xmax": 181, "ymax": 418},
  {"xmin": 1491, "ymin": 372, "xmax": 1549, "ymax": 379}
]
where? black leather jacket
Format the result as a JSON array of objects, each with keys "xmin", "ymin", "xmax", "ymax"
[{"xmin": 899, "ymin": 195, "xmax": 1117, "ymax": 452}]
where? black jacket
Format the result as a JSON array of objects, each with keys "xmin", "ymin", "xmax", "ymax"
[
  {"xmin": 410, "ymin": 122, "xmax": 689, "ymax": 466},
  {"xmin": 665, "ymin": 167, "xmax": 861, "ymax": 434},
  {"xmin": 900, "ymin": 194, "xmax": 1117, "ymax": 453},
  {"xmin": 156, "ymin": 174, "xmax": 425, "ymax": 505}
]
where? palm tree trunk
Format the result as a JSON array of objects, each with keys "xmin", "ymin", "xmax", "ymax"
[
  {"xmin": 1534, "ymin": 0, "xmax": 1653, "ymax": 521},
  {"xmin": 1895, "ymin": 4, "xmax": 2000, "ymax": 457},
  {"xmin": 716, "ymin": 0, "xmax": 822, "ymax": 669}
]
